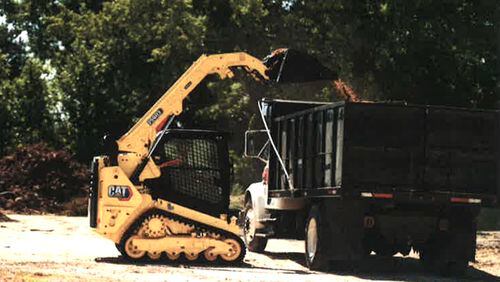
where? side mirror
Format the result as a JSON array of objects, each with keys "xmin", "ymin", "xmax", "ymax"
[{"xmin": 244, "ymin": 130, "xmax": 269, "ymax": 162}]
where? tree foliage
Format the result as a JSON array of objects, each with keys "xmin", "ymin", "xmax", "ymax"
[{"xmin": 0, "ymin": 0, "xmax": 497, "ymax": 188}]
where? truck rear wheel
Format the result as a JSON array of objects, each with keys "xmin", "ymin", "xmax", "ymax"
[
  {"xmin": 420, "ymin": 230, "xmax": 473, "ymax": 275},
  {"xmin": 305, "ymin": 205, "xmax": 330, "ymax": 271},
  {"xmin": 420, "ymin": 248, "xmax": 468, "ymax": 276},
  {"xmin": 243, "ymin": 200, "xmax": 268, "ymax": 253}
]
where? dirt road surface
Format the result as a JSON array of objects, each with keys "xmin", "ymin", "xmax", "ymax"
[{"xmin": 0, "ymin": 214, "xmax": 498, "ymax": 281}]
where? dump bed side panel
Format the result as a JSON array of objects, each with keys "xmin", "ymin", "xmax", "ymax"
[
  {"xmin": 266, "ymin": 100, "xmax": 499, "ymax": 203},
  {"xmin": 341, "ymin": 103, "xmax": 499, "ymax": 199},
  {"xmin": 425, "ymin": 108, "xmax": 499, "ymax": 195},
  {"xmin": 270, "ymin": 106, "xmax": 340, "ymax": 192},
  {"xmin": 266, "ymin": 101, "xmax": 331, "ymax": 194},
  {"xmin": 341, "ymin": 103, "xmax": 426, "ymax": 192}
]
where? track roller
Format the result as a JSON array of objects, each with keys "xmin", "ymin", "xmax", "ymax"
[
  {"xmin": 147, "ymin": 251, "xmax": 162, "ymax": 260},
  {"xmin": 203, "ymin": 248, "xmax": 218, "ymax": 262},
  {"xmin": 124, "ymin": 235, "xmax": 146, "ymax": 259},
  {"xmin": 184, "ymin": 252, "xmax": 199, "ymax": 261},
  {"xmin": 220, "ymin": 238, "xmax": 243, "ymax": 262}
]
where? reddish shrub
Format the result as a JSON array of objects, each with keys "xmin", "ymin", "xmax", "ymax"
[{"xmin": 0, "ymin": 143, "xmax": 89, "ymax": 214}]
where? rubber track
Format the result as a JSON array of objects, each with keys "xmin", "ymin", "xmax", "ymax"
[{"xmin": 118, "ymin": 208, "xmax": 246, "ymax": 264}]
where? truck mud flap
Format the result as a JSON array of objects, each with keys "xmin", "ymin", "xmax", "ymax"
[{"xmin": 321, "ymin": 199, "xmax": 365, "ymax": 260}]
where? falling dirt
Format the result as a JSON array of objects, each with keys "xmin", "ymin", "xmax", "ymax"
[{"xmin": 332, "ymin": 79, "xmax": 364, "ymax": 102}]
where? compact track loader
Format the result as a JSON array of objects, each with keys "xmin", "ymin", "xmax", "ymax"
[{"xmin": 89, "ymin": 49, "xmax": 335, "ymax": 264}]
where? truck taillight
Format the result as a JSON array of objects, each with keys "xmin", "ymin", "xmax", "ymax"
[
  {"xmin": 360, "ymin": 192, "xmax": 393, "ymax": 199},
  {"xmin": 262, "ymin": 166, "xmax": 269, "ymax": 185},
  {"xmin": 450, "ymin": 197, "xmax": 481, "ymax": 204}
]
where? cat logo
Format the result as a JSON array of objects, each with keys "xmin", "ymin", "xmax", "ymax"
[{"xmin": 108, "ymin": 185, "xmax": 132, "ymax": 201}]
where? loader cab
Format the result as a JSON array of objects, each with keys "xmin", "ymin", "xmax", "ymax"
[{"xmin": 145, "ymin": 129, "xmax": 231, "ymax": 217}]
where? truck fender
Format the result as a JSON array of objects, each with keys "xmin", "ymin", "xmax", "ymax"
[{"xmin": 244, "ymin": 182, "xmax": 270, "ymax": 230}]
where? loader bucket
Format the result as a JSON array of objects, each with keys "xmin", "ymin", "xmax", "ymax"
[{"xmin": 263, "ymin": 48, "xmax": 338, "ymax": 83}]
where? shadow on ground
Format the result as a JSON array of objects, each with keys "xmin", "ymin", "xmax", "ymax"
[
  {"xmin": 95, "ymin": 256, "xmax": 311, "ymax": 275},
  {"xmin": 260, "ymin": 251, "xmax": 500, "ymax": 281},
  {"xmin": 96, "ymin": 251, "xmax": 499, "ymax": 281}
]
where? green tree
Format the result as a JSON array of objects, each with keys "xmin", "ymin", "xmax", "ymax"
[
  {"xmin": 0, "ymin": 0, "xmax": 497, "ymax": 190},
  {"xmin": 279, "ymin": 1, "xmax": 497, "ymax": 107},
  {"xmin": 0, "ymin": 8, "xmax": 56, "ymax": 154},
  {"xmin": 44, "ymin": 0, "xmax": 207, "ymax": 158}
]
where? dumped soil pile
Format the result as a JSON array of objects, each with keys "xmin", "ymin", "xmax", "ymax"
[{"xmin": 0, "ymin": 143, "xmax": 89, "ymax": 215}]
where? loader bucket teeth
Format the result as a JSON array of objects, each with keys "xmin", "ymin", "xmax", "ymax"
[{"xmin": 263, "ymin": 48, "xmax": 338, "ymax": 83}]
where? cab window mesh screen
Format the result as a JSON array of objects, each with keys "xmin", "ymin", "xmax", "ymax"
[
  {"xmin": 166, "ymin": 170, "xmax": 222, "ymax": 203},
  {"xmin": 163, "ymin": 138, "xmax": 222, "ymax": 204},
  {"xmin": 164, "ymin": 139, "xmax": 219, "ymax": 169}
]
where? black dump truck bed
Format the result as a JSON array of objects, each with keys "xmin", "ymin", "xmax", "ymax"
[{"xmin": 264, "ymin": 99, "xmax": 499, "ymax": 206}]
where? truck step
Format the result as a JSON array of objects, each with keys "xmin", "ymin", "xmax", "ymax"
[
  {"xmin": 255, "ymin": 231, "xmax": 274, "ymax": 238},
  {"xmin": 257, "ymin": 218, "xmax": 277, "ymax": 223}
]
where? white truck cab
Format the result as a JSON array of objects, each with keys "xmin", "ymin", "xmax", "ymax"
[{"xmin": 242, "ymin": 165, "xmax": 306, "ymax": 252}]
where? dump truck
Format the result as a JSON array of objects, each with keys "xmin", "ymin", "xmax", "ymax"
[
  {"xmin": 88, "ymin": 49, "xmax": 334, "ymax": 264},
  {"xmin": 243, "ymin": 98, "xmax": 500, "ymax": 274}
]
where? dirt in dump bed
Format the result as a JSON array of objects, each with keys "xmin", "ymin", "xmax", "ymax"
[{"xmin": 0, "ymin": 143, "xmax": 89, "ymax": 215}]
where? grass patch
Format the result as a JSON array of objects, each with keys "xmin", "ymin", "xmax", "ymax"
[{"xmin": 230, "ymin": 194, "xmax": 245, "ymax": 210}]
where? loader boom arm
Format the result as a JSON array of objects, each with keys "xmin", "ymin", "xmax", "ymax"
[{"xmin": 117, "ymin": 52, "xmax": 269, "ymax": 157}]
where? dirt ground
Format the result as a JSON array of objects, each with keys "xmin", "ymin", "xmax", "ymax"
[{"xmin": 0, "ymin": 214, "xmax": 498, "ymax": 282}]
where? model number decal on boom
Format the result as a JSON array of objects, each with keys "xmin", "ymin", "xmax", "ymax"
[
  {"xmin": 108, "ymin": 185, "xmax": 132, "ymax": 200},
  {"xmin": 147, "ymin": 108, "xmax": 163, "ymax": 126}
]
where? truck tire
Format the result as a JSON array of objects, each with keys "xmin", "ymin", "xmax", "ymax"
[
  {"xmin": 305, "ymin": 205, "xmax": 330, "ymax": 271},
  {"xmin": 420, "ymin": 231, "xmax": 472, "ymax": 276},
  {"xmin": 420, "ymin": 210, "xmax": 476, "ymax": 276},
  {"xmin": 420, "ymin": 248, "xmax": 468, "ymax": 276},
  {"xmin": 243, "ymin": 200, "xmax": 268, "ymax": 253}
]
